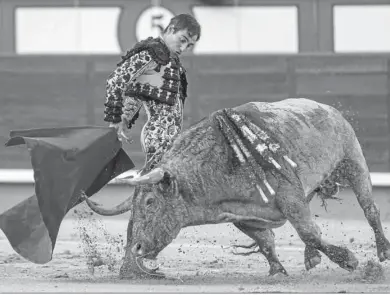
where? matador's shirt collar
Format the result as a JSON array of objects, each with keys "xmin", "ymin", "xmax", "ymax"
[{"xmin": 117, "ymin": 36, "xmax": 180, "ymax": 67}]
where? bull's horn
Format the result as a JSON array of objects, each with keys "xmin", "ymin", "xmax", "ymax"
[
  {"xmin": 80, "ymin": 191, "xmax": 133, "ymax": 216},
  {"xmin": 122, "ymin": 168, "xmax": 165, "ymax": 185}
]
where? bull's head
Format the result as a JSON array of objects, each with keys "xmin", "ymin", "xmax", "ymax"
[{"xmin": 82, "ymin": 168, "xmax": 187, "ymax": 277}]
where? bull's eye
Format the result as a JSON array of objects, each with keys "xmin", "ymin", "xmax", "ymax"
[{"xmin": 145, "ymin": 197, "xmax": 155, "ymax": 207}]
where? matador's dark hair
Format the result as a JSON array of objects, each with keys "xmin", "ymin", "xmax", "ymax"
[{"xmin": 163, "ymin": 13, "xmax": 201, "ymax": 41}]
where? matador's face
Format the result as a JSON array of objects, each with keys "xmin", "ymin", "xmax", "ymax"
[{"xmin": 162, "ymin": 27, "xmax": 198, "ymax": 56}]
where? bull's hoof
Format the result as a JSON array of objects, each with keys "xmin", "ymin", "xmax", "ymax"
[
  {"xmin": 337, "ymin": 250, "xmax": 359, "ymax": 272},
  {"xmin": 304, "ymin": 247, "xmax": 322, "ymax": 271},
  {"xmin": 340, "ymin": 258, "xmax": 359, "ymax": 272},
  {"xmin": 378, "ymin": 249, "xmax": 390, "ymax": 262},
  {"xmin": 377, "ymin": 238, "xmax": 390, "ymax": 262},
  {"xmin": 305, "ymin": 255, "xmax": 321, "ymax": 271},
  {"xmin": 269, "ymin": 263, "xmax": 288, "ymax": 277},
  {"xmin": 326, "ymin": 245, "xmax": 359, "ymax": 272}
]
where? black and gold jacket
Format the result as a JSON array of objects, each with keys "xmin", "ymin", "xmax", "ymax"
[{"xmin": 103, "ymin": 37, "xmax": 188, "ymax": 126}]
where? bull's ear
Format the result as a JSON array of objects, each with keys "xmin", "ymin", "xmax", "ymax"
[{"xmin": 157, "ymin": 172, "xmax": 179, "ymax": 197}]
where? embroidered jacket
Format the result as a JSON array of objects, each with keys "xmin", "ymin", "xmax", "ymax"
[{"xmin": 103, "ymin": 37, "xmax": 188, "ymax": 128}]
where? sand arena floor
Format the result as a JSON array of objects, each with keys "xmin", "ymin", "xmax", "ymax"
[{"xmin": 0, "ymin": 185, "xmax": 389, "ymax": 293}]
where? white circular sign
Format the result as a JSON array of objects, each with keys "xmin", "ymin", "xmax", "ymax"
[{"xmin": 135, "ymin": 6, "xmax": 175, "ymax": 42}]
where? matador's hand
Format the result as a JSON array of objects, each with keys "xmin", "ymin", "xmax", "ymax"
[{"xmin": 109, "ymin": 121, "xmax": 134, "ymax": 144}]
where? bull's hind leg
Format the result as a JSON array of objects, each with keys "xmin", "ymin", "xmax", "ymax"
[
  {"xmin": 343, "ymin": 156, "xmax": 390, "ymax": 262},
  {"xmin": 277, "ymin": 179, "xmax": 359, "ymax": 272},
  {"xmin": 233, "ymin": 222, "xmax": 288, "ymax": 276}
]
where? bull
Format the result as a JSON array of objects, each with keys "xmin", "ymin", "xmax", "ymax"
[{"xmin": 82, "ymin": 98, "xmax": 390, "ymax": 279}]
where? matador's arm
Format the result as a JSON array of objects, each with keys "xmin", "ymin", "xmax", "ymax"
[{"xmin": 104, "ymin": 50, "xmax": 158, "ymax": 128}]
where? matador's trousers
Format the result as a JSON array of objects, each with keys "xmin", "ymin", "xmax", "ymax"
[{"xmin": 139, "ymin": 97, "xmax": 183, "ymax": 171}]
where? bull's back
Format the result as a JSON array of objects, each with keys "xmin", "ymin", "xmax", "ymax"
[{"xmin": 234, "ymin": 98, "xmax": 357, "ymax": 194}]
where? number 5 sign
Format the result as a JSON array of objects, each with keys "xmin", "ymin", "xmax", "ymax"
[{"xmin": 135, "ymin": 6, "xmax": 175, "ymax": 42}]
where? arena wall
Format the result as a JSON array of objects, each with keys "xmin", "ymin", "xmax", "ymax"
[{"xmin": 0, "ymin": 54, "xmax": 389, "ymax": 172}]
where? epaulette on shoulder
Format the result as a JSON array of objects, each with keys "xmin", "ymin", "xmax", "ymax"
[
  {"xmin": 180, "ymin": 69, "xmax": 188, "ymax": 100},
  {"xmin": 117, "ymin": 37, "xmax": 171, "ymax": 67}
]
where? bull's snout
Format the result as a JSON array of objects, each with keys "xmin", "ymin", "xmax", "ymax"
[
  {"xmin": 130, "ymin": 240, "xmax": 159, "ymax": 259},
  {"xmin": 131, "ymin": 242, "xmax": 144, "ymax": 256}
]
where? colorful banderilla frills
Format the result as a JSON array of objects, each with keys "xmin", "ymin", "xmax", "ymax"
[{"xmin": 214, "ymin": 108, "xmax": 297, "ymax": 203}]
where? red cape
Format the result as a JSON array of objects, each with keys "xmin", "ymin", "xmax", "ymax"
[{"xmin": 0, "ymin": 126, "xmax": 134, "ymax": 263}]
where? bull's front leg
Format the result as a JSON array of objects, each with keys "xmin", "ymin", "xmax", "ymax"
[
  {"xmin": 304, "ymin": 243, "xmax": 322, "ymax": 270},
  {"xmin": 233, "ymin": 223, "xmax": 288, "ymax": 276}
]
